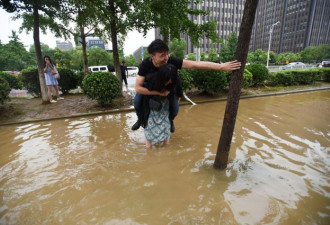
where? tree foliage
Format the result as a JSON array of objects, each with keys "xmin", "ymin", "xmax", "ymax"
[
  {"xmin": 219, "ymin": 33, "xmax": 238, "ymax": 62},
  {"xmin": 0, "ymin": 31, "xmax": 35, "ymax": 71},
  {"xmin": 169, "ymin": 38, "xmax": 187, "ymax": 59},
  {"xmin": 135, "ymin": 0, "xmax": 221, "ymax": 45}
]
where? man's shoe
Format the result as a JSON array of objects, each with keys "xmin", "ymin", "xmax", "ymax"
[
  {"xmin": 170, "ymin": 120, "xmax": 175, "ymax": 133},
  {"xmin": 131, "ymin": 120, "xmax": 141, "ymax": 131}
]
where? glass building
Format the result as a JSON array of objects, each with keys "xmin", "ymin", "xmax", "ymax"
[{"xmin": 155, "ymin": 0, "xmax": 330, "ymax": 54}]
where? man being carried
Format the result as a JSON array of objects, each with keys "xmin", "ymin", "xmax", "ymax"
[{"xmin": 132, "ymin": 39, "xmax": 241, "ymax": 132}]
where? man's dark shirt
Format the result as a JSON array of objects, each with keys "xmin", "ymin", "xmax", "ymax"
[
  {"xmin": 120, "ymin": 65, "xmax": 127, "ymax": 77},
  {"xmin": 138, "ymin": 56, "xmax": 183, "ymax": 76}
]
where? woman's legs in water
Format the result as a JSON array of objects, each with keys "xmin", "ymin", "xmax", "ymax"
[{"xmin": 146, "ymin": 140, "xmax": 152, "ymax": 148}]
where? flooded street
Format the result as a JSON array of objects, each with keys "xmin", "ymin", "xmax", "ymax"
[{"xmin": 0, "ymin": 90, "xmax": 329, "ymax": 224}]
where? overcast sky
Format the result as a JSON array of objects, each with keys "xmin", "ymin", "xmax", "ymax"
[{"xmin": 0, "ymin": 8, "xmax": 154, "ymax": 56}]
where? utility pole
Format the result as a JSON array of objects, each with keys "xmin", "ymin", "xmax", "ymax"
[{"xmin": 266, "ymin": 21, "xmax": 280, "ymax": 68}]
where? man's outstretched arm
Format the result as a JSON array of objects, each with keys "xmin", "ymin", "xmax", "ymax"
[{"xmin": 182, "ymin": 60, "xmax": 241, "ymax": 71}]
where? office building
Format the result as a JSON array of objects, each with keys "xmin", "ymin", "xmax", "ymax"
[
  {"xmin": 155, "ymin": 0, "xmax": 246, "ymax": 55},
  {"xmin": 156, "ymin": 0, "xmax": 329, "ymax": 55},
  {"xmin": 56, "ymin": 40, "xmax": 73, "ymax": 51},
  {"xmin": 77, "ymin": 37, "xmax": 105, "ymax": 49},
  {"xmin": 133, "ymin": 46, "xmax": 148, "ymax": 61},
  {"xmin": 250, "ymin": 0, "xmax": 330, "ymax": 53}
]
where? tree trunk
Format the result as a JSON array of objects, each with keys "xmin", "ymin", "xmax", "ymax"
[
  {"xmin": 109, "ymin": 1, "xmax": 123, "ymax": 92},
  {"xmin": 33, "ymin": 3, "xmax": 48, "ymax": 103},
  {"xmin": 214, "ymin": 0, "xmax": 259, "ymax": 170},
  {"xmin": 80, "ymin": 25, "xmax": 89, "ymax": 74}
]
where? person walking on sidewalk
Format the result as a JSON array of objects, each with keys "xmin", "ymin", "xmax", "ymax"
[
  {"xmin": 120, "ymin": 61, "xmax": 129, "ymax": 90},
  {"xmin": 43, "ymin": 55, "xmax": 64, "ymax": 103}
]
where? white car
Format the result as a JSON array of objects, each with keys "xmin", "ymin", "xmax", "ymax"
[
  {"xmin": 88, "ymin": 65, "xmax": 109, "ymax": 72},
  {"xmin": 282, "ymin": 62, "xmax": 306, "ymax": 70},
  {"xmin": 127, "ymin": 66, "xmax": 138, "ymax": 76}
]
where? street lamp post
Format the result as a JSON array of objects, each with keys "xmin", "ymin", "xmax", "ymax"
[{"xmin": 267, "ymin": 21, "xmax": 280, "ymax": 68}]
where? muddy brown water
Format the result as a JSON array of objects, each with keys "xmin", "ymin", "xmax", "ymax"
[{"xmin": 0, "ymin": 91, "xmax": 329, "ymax": 224}]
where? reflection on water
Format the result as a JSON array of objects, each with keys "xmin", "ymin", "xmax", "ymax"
[{"xmin": 0, "ymin": 90, "xmax": 329, "ymax": 224}]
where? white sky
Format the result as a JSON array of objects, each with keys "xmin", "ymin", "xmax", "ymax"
[{"xmin": 0, "ymin": 8, "xmax": 154, "ymax": 56}]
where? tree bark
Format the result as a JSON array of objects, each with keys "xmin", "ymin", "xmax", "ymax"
[
  {"xmin": 80, "ymin": 25, "xmax": 89, "ymax": 74},
  {"xmin": 33, "ymin": 2, "xmax": 48, "ymax": 103},
  {"xmin": 108, "ymin": 1, "xmax": 123, "ymax": 92},
  {"xmin": 214, "ymin": 0, "xmax": 259, "ymax": 170}
]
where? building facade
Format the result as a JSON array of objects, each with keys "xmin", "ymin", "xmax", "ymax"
[
  {"xmin": 56, "ymin": 40, "xmax": 73, "ymax": 51},
  {"xmin": 133, "ymin": 46, "xmax": 148, "ymax": 61},
  {"xmin": 77, "ymin": 37, "xmax": 105, "ymax": 49},
  {"xmin": 155, "ymin": 0, "xmax": 246, "ymax": 55},
  {"xmin": 155, "ymin": 0, "xmax": 330, "ymax": 55},
  {"xmin": 250, "ymin": 0, "xmax": 330, "ymax": 53}
]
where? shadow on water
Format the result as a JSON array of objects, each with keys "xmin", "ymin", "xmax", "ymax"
[{"xmin": 0, "ymin": 90, "xmax": 329, "ymax": 224}]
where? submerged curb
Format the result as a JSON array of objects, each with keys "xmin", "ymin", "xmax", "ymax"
[{"xmin": 1, "ymin": 87, "xmax": 329, "ymax": 126}]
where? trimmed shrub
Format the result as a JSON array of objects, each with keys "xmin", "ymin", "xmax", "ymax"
[
  {"xmin": 267, "ymin": 69, "xmax": 324, "ymax": 86},
  {"xmin": 0, "ymin": 76, "xmax": 11, "ymax": 104},
  {"xmin": 20, "ymin": 67, "xmax": 41, "ymax": 96},
  {"xmin": 245, "ymin": 64, "xmax": 269, "ymax": 86},
  {"xmin": 322, "ymin": 68, "xmax": 330, "ymax": 82},
  {"xmin": 57, "ymin": 68, "xmax": 78, "ymax": 94},
  {"xmin": 82, "ymin": 72, "xmax": 121, "ymax": 106},
  {"xmin": 178, "ymin": 69, "xmax": 194, "ymax": 92},
  {"xmin": 0, "ymin": 71, "xmax": 22, "ymax": 89},
  {"xmin": 226, "ymin": 69, "xmax": 253, "ymax": 89},
  {"xmin": 76, "ymin": 71, "xmax": 87, "ymax": 87},
  {"xmin": 242, "ymin": 69, "xmax": 253, "ymax": 89},
  {"xmin": 191, "ymin": 69, "xmax": 229, "ymax": 94}
]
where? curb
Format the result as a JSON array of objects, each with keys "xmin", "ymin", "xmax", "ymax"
[{"xmin": 1, "ymin": 87, "xmax": 329, "ymax": 127}]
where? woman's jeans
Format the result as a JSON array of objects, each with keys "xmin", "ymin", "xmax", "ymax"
[{"xmin": 133, "ymin": 93, "xmax": 179, "ymax": 122}]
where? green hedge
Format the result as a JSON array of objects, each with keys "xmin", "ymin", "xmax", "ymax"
[
  {"xmin": 245, "ymin": 64, "xmax": 269, "ymax": 86},
  {"xmin": 0, "ymin": 76, "xmax": 11, "ymax": 104},
  {"xmin": 76, "ymin": 71, "xmax": 87, "ymax": 87},
  {"xmin": 0, "ymin": 71, "xmax": 22, "ymax": 89},
  {"xmin": 242, "ymin": 69, "xmax": 253, "ymax": 89},
  {"xmin": 267, "ymin": 68, "xmax": 324, "ymax": 86},
  {"xmin": 57, "ymin": 68, "xmax": 78, "ymax": 94},
  {"xmin": 226, "ymin": 69, "xmax": 253, "ymax": 89},
  {"xmin": 323, "ymin": 68, "xmax": 330, "ymax": 82},
  {"xmin": 20, "ymin": 67, "xmax": 40, "ymax": 96},
  {"xmin": 190, "ymin": 69, "xmax": 229, "ymax": 94},
  {"xmin": 178, "ymin": 69, "xmax": 194, "ymax": 92},
  {"xmin": 82, "ymin": 72, "xmax": 121, "ymax": 106}
]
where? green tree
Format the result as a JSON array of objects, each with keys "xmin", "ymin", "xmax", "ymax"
[
  {"xmin": 300, "ymin": 44, "xmax": 330, "ymax": 62},
  {"xmin": 0, "ymin": 31, "xmax": 35, "ymax": 71},
  {"xmin": 124, "ymin": 55, "xmax": 138, "ymax": 66},
  {"xmin": 53, "ymin": 47, "xmax": 72, "ymax": 68},
  {"xmin": 94, "ymin": 0, "xmax": 144, "ymax": 91},
  {"xmin": 88, "ymin": 46, "xmax": 112, "ymax": 66},
  {"xmin": 57, "ymin": 0, "xmax": 102, "ymax": 74},
  {"xmin": 219, "ymin": 33, "xmax": 238, "ymax": 62},
  {"xmin": 208, "ymin": 48, "xmax": 219, "ymax": 62},
  {"xmin": 169, "ymin": 38, "xmax": 186, "ymax": 59},
  {"xmin": 69, "ymin": 46, "xmax": 84, "ymax": 71},
  {"xmin": 187, "ymin": 53, "xmax": 196, "ymax": 61},
  {"xmin": 200, "ymin": 52, "xmax": 206, "ymax": 61},
  {"xmin": 138, "ymin": 0, "xmax": 221, "ymax": 45},
  {"xmin": 1, "ymin": 0, "xmax": 70, "ymax": 103},
  {"xmin": 29, "ymin": 43, "xmax": 55, "ymax": 61}
]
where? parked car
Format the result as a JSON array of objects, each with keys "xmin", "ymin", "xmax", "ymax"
[
  {"xmin": 321, "ymin": 59, "xmax": 330, "ymax": 67},
  {"xmin": 127, "ymin": 66, "xmax": 138, "ymax": 76},
  {"xmin": 88, "ymin": 65, "xmax": 109, "ymax": 73},
  {"xmin": 282, "ymin": 62, "xmax": 306, "ymax": 70}
]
